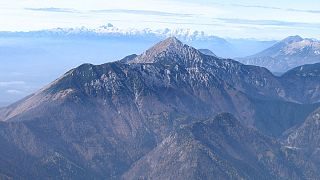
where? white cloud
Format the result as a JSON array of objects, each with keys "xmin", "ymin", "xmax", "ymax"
[
  {"xmin": 6, "ymin": 89, "xmax": 23, "ymax": 94},
  {"xmin": 0, "ymin": 81, "xmax": 26, "ymax": 87}
]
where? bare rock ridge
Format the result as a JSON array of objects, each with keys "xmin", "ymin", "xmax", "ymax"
[
  {"xmin": 129, "ymin": 36, "xmax": 182, "ymax": 63},
  {"xmin": 130, "ymin": 36, "xmax": 203, "ymax": 64},
  {"xmin": 0, "ymin": 37, "xmax": 319, "ymax": 179}
]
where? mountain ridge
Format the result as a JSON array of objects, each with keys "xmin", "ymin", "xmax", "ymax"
[{"xmin": 123, "ymin": 113, "xmax": 314, "ymax": 179}]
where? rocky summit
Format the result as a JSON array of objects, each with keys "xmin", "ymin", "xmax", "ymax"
[{"xmin": 0, "ymin": 37, "xmax": 320, "ymax": 179}]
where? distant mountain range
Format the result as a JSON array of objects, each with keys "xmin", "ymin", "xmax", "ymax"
[
  {"xmin": 0, "ymin": 24, "xmax": 276, "ymax": 58},
  {"xmin": 238, "ymin": 35, "xmax": 320, "ymax": 73},
  {"xmin": 0, "ymin": 24, "xmax": 218, "ymax": 41},
  {"xmin": 0, "ymin": 37, "xmax": 320, "ymax": 179}
]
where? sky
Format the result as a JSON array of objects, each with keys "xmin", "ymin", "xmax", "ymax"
[{"xmin": 0, "ymin": 0, "xmax": 319, "ymax": 39}]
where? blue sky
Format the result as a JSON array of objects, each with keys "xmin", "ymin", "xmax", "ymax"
[{"xmin": 0, "ymin": 0, "xmax": 319, "ymax": 39}]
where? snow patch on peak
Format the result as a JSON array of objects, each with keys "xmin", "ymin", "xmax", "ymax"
[
  {"xmin": 283, "ymin": 39, "xmax": 320, "ymax": 55},
  {"xmin": 19, "ymin": 24, "xmax": 219, "ymax": 41}
]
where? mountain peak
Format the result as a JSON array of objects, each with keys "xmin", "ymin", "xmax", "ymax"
[
  {"xmin": 160, "ymin": 36, "xmax": 182, "ymax": 46},
  {"xmin": 282, "ymin": 35, "xmax": 303, "ymax": 44},
  {"xmin": 129, "ymin": 36, "xmax": 201, "ymax": 64},
  {"xmin": 146, "ymin": 36, "xmax": 185, "ymax": 54}
]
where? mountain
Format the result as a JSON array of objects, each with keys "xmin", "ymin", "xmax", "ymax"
[
  {"xmin": 0, "ymin": 37, "xmax": 319, "ymax": 179},
  {"xmin": 198, "ymin": 49, "xmax": 217, "ymax": 57},
  {"xmin": 238, "ymin": 35, "xmax": 320, "ymax": 72},
  {"xmin": 124, "ymin": 113, "xmax": 314, "ymax": 180},
  {"xmin": 283, "ymin": 107, "xmax": 320, "ymax": 175},
  {"xmin": 286, "ymin": 107, "xmax": 320, "ymax": 150},
  {"xmin": 0, "ymin": 26, "xmax": 276, "ymax": 107},
  {"xmin": 280, "ymin": 63, "xmax": 320, "ymax": 103}
]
